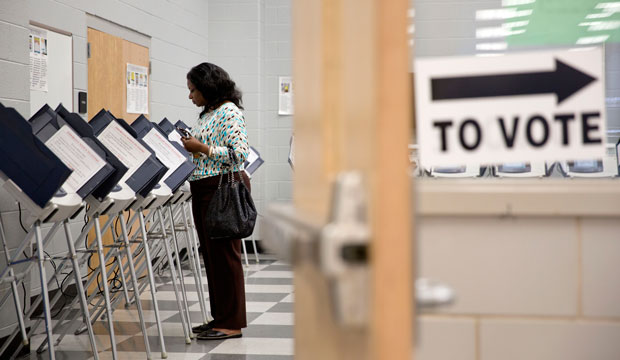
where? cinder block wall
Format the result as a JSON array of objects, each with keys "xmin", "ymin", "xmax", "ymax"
[
  {"xmin": 207, "ymin": 0, "xmax": 265, "ymax": 229},
  {"xmin": 207, "ymin": 0, "xmax": 294, "ymax": 237},
  {"xmin": 0, "ymin": 0, "xmax": 209, "ymax": 338},
  {"xmin": 416, "ymin": 215, "xmax": 620, "ymax": 360}
]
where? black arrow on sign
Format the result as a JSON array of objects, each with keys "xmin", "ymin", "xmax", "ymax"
[{"xmin": 431, "ymin": 58, "xmax": 596, "ymax": 104}]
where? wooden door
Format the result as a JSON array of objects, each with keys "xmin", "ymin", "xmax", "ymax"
[
  {"xmin": 87, "ymin": 27, "xmax": 149, "ymax": 123},
  {"xmin": 292, "ymin": 0, "xmax": 414, "ymax": 359},
  {"xmin": 87, "ymin": 28, "xmax": 150, "ymax": 293}
]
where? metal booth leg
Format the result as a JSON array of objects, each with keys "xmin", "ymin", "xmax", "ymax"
[
  {"xmin": 180, "ymin": 201, "xmax": 208, "ymax": 324},
  {"xmin": 93, "ymin": 215, "xmax": 118, "ymax": 360},
  {"xmin": 62, "ymin": 219, "xmax": 99, "ymax": 359},
  {"xmin": 118, "ymin": 211, "xmax": 153, "ymax": 359},
  {"xmin": 34, "ymin": 221, "xmax": 56, "ymax": 360},
  {"xmin": 155, "ymin": 207, "xmax": 191, "ymax": 344},
  {"xmin": 166, "ymin": 204, "xmax": 192, "ymax": 338},
  {"xmin": 137, "ymin": 209, "xmax": 168, "ymax": 358}
]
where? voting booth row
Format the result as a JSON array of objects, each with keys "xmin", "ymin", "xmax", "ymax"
[
  {"xmin": 409, "ymin": 143, "xmax": 620, "ymax": 178},
  {"xmin": 0, "ymin": 103, "xmax": 215, "ymax": 360}
]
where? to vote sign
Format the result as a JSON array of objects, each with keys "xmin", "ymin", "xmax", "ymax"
[{"xmin": 414, "ymin": 48, "xmax": 606, "ymax": 166}]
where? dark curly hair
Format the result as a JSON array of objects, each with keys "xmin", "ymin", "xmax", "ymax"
[{"xmin": 187, "ymin": 62, "xmax": 244, "ymax": 117}]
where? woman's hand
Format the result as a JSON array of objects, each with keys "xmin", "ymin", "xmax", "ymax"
[{"xmin": 181, "ymin": 136, "xmax": 210, "ymax": 155}]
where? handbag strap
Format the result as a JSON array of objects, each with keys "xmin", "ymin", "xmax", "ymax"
[{"xmin": 217, "ymin": 147, "xmax": 240, "ymax": 189}]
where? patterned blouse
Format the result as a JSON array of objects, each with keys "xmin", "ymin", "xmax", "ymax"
[{"xmin": 188, "ymin": 102, "xmax": 249, "ymax": 181}]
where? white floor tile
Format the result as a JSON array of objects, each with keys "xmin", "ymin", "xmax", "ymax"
[
  {"xmin": 43, "ymin": 252, "xmax": 296, "ymax": 358},
  {"xmin": 188, "ymin": 302, "xmax": 210, "ymax": 312},
  {"xmin": 90, "ymin": 351, "xmax": 204, "ymax": 360},
  {"xmin": 140, "ymin": 290, "xmax": 201, "ymax": 301},
  {"xmin": 188, "ymin": 301, "xmax": 275, "ymax": 313},
  {"xmin": 247, "ymin": 301, "xmax": 278, "ymax": 312},
  {"xmin": 245, "ymin": 284, "xmax": 294, "ymax": 293},
  {"xmin": 243, "ymin": 264, "xmax": 271, "ymax": 272},
  {"xmin": 248, "ymin": 270, "xmax": 294, "ymax": 278},
  {"xmin": 250, "ymin": 312, "xmax": 294, "ymax": 326},
  {"xmin": 111, "ymin": 309, "xmax": 178, "ymax": 322},
  {"xmin": 145, "ymin": 322, "xmax": 193, "ymax": 337},
  {"xmin": 31, "ymin": 334, "xmax": 131, "ymax": 352},
  {"xmin": 272, "ymin": 260, "xmax": 290, "ymax": 266},
  {"xmin": 281, "ymin": 293, "xmax": 295, "ymax": 303},
  {"xmin": 210, "ymin": 337, "xmax": 294, "ymax": 356},
  {"xmin": 180, "ymin": 276, "xmax": 209, "ymax": 285}
]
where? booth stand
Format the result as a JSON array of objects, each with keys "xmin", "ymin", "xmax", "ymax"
[{"xmin": 0, "ymin": 103, "xmax": 125, "ymax": 360}]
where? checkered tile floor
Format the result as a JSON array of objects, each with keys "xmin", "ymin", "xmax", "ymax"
[{"xmin": 24, "ymin": 256, "xmax": 294, "ymax": 360}]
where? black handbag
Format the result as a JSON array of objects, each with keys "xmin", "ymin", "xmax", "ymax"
[{"xmin": 205, "ymin": 148, "xmax": 257, "ymax": 240}]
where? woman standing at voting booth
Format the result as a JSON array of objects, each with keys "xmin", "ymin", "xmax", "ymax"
[{"xmin": 180, "ymin": 62, "xmax": 250, "ymax": 340}]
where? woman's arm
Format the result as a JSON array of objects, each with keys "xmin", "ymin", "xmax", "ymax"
[
  {"xmin": 209, "ymin": 108, "xmax": 249, "ymax": 167},
  {"xmin": 181, "ymin": 136, "xmax": 211, "ymax": 156}
]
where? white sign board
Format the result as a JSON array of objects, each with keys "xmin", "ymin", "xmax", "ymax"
[
  {"xmin": 142, "ymin": 128, "xmax": 187, "ymax": 181},
  {"xmin": 45, "ymin": 125, "xmax": 106, "ymax": 194},
  {"xmin": 415, "ymin": 48, "xmax": 606, "ymax": 167},
  {"xmin": 97, "ymin": 120, "xmax": 152, "ymax": 184}
]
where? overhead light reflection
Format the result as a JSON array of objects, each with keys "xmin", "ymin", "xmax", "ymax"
[
  {"xmin": 585, "ymin": 21, "xmax": 620, "ymax": 31},
  {"xmin": 476, "ymin": 8, "xmax": 533, "ymax": 21},
  {"xmin": 595, "ymin": 2, "xmax": 620, "ymax": 10},
  {"xmin": 476, "ymin": 42, "xmax": 508, "ymax": 51},
  {"xmin": 504, "ymin": 20, "xmax": 529, "ymax": 28},
  {"xmin": 476, "ymin": 27, "xmax": 526, "ymax": 39},
  {"xmin": 569, "ymin": 46, "xmax": 597, "ymax": 51},
  {"xmin": 586, "ymin": 12, "xmax": 614, "ymax": 19},
  {"xmin": 576, "ymin": 35, "xmax": 610, "ymax": 44}
]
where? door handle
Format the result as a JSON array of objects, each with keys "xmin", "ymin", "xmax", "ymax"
[{"xmin": 262, "ymin": 172, "xmax": 370, "ymax": 326}]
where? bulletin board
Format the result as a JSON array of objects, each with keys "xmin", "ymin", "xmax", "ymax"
[
  {"xmin": 87, "ymin": 27, "xmax": 149, "ymax": 124},
  {"xmin": 29, "ymin": 24, "xmax": 73, "ymax": 116}
]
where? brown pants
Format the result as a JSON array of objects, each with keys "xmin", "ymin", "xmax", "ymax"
[{"xmin": 190, "ymin": 171, "xmax": 249, "ymax": 329}]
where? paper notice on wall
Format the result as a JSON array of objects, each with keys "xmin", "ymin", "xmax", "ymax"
[
  {"xmin": 29, "ymin": 28, "xmax": 48, "ymax": 92},
  {"xmin": 278, "ymin": 76, "xmax": 294, "ymax": 115},
  {"xmin": 126, "ymin": 63, "xmax": 149, "ymax": 114},
  {"xmin": 142, "ymin": 128, "xmax": 187, "ymax": 181},
  {"xmin": 97, "ymin": 120, "xmax": 152, "ymax": 184},
  {"xmin": 45, "ymin": 125, "xmax": 106, "ymax": 194}
]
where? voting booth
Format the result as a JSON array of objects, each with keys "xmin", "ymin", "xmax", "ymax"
[
  {"xmin": 158, "ymin": 118, "xmax": 194, "ymax": 204},
  {"xmin": 558, "ymin": 144, "xmax": 619, "ymax": 178},
  {"xmin": 130, "ymin": 115, "xmax": 203, "ymax": 341},
  {"xmin": 0, "ymin": 104, "xmax": 73, "ymax": 358},
  {"xmin": 0, "ymin": 104, "xmax": 71, "ymax": 207},
  {"xmin": 0, "ymin": 103, "xmax": 123, "ymax": 359},
  {"xmin": 0, "ymin": 103, "xmax": 211, "ymax": 360},
  {"xmin": 29, "ymin": 105, "xmax": 117, "ymax": 202},
  {"xmin": 493, "ymin": 161, "xmax": 550, "ymax": 178},
  {"xmin": 133, "ymin": 115, "xmax": 195, "ymax": 194},
  {"xmin": 157, "ymin": 118, "xmax": 209, "ymax": 317},
  {"xmin": 89, "ymin": 109, "xmax": 167, "ymax": 213}
]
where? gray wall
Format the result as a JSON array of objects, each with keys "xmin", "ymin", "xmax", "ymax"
[
  {"xmin": 207, "ymin": 0, "xmax": 294, "ymax": 237},
  {"xmin": 0, "ymin": 0, "xmax": 209, "ymax": 337}
]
